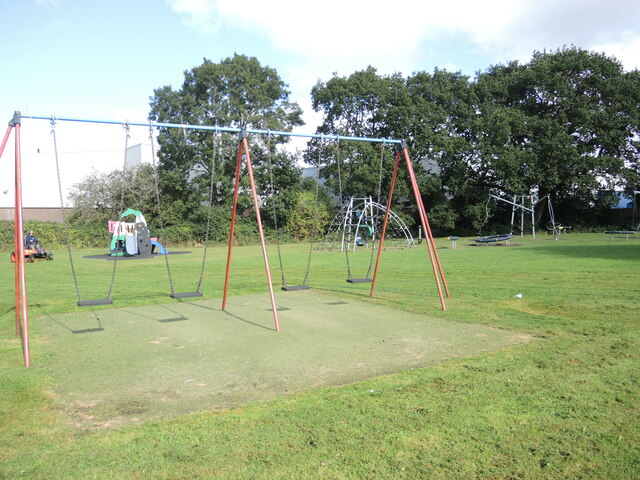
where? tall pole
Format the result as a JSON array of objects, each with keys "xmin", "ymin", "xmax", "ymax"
[
  {"xmin": 521, "ymin": 195, "xmax": 525, "ymax": 236},
  {"xmin": 242, "ymin": 136, "xmax": 279, "ymax": 332},
  {"xmin": 402, "ymin": 147, "xmax": 447, "ymax": 309},
  {"xmin": 510, "ymin": 194, "xmax": 517, "ymax": 234},
  {"xmin": 0, "ymin": 123, "xmax": 21, "ymax": 337},
  {"xmin": 531, "ymin": 195, "xmax": 536, "ymax": 238},
  {"xmin": 370, "ymin": 143, "xmax": 447, "ymax": 311},
  {"xmin": 12, "ymin": 112, "xmax": 30, "ymax": 367},
  {"xmin": 222, "ymin": 131, "xmax": 280, "ymax": 332}
]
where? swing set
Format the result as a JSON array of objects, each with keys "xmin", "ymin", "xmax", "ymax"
[{"xmin": 2, "ymin": 111, "xmax": 449, "ymax": 367}]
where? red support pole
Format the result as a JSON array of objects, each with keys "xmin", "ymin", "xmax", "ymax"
[
  {"xmin": 221, "ymin": 133, "xmax": 280, "ymax": 332},
  {"xmin": 0, "ymin": 124, "xmax": 11, "ymax": 158},
  {"xmin": 241, "ymin": 137, "xmax": 280, "ymax": 331},
  {"xmin": 402, "ymin": 149, "xmax": 450, "ymax": 299},
  {"xmin": 221, "ymin": 139, "xmax": 243, "ymax": 311},
  {"xmin": 403, "ymin": 147, "xmax": 447, "ymax": 310},
  {"xmin": 13, "ymin": 115, "xmax": 31, "ymax": 366},
  {"xmin": 14, "ymin": 181, "xmax": 20, "ymax": 336},
  {"xmin": 0, "ymin": 124, "xmax": 22, "ymax": 337},
  {"xmin": 402, "ymin": 147, "xmax": 447, "ymax": 311},
  {"xmin": 370, "ymin": 149, "xmax": 401, "ymax": 297}
]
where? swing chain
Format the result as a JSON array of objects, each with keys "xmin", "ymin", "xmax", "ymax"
[
  {"xmin": 265, "ymin": 132, "xmax": 287, "ymax": 288},
  {"xmin": 149, "ymin": 124, "xmax": 177, "ymax": 294},
  {"xmin": 302, "ymin": 138, "xmax": 324, "ymax": 286},
  {"xmin": 364, "ymin": 144, "xmax": 388, "ymax": 279},
  {"xmin": 196, "ymin": 130, "xmax": 219, "ymax": 293},
  {"xmin": 51, "ymin": 118, "xmax": 82, "ymax": 303},
  {"xmin": 105, "ymin": 122, "xmax": 131, "ymax": 302}
]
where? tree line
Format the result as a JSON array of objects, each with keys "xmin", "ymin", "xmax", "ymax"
[{"xmin": 68, "ymin": 48, "xmax": 640, "ymax": 244}]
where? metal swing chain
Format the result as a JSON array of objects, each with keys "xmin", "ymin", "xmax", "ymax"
[
  {"xmin": 365, "ymin": 143, "xmax": 387, "ymax": 279},
  {"xmin": 195, "ymin": 130, "xmax": 219, "ymax": 293},
  {"xmin": 51, "ymin": 118, "xmax": 83, "ymax": 303},
  {"xmin": 265, "ymin": 132, "xmax": 287, "ymax": 288},
  {"xmin": 376, "ymin": 142, "xmax": 385, "ymax": 206},
  {"xmin": 149, "ymin": 124, "xmax": 176, "ymax": 294},
  {"xmin": 302, "ymin": 138, "xmax": 324, "ymax": 286},
  {"xmin": 338, "ymin": 140, "xmax": 354, "ymax": 280},
  {"xmin": 105, "ymin": 122, "xmax": 131, "ymax": 302}
]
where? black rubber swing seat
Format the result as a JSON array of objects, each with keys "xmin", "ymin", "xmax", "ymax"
[
  {"xmin": 77, "ymin": 299, "xmax": 113, "ymax": 307},
  {"xmin": 281, "ymin": 285, "xmax": 310, "ymax": 291},
  {"xmin": 170, "ymin": 292, "xmax": 203, "ymax": 299},
  {"xmin": 347, "ymin": 278, "xmax": 372, "ymax": 284}
]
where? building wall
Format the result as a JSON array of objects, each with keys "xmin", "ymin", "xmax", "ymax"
[{"xmin": 0, "ymin": 207, "xmax": 74, "ymax": 223}]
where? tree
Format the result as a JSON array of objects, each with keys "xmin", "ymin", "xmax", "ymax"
[
  {"xmin": 473, "ymin": 48, "xmax": 640, "ymax": 225},
  {"xmin": 148, "ymin": 54, "xmax": 305, "ymax": 230},
  {"xmin": 68, "ymin": 164, "xmax": 159, "ymax": 225},
  {"xmin": 309, "ymin": 67, "xmax": 414, "ymax": 207},
  {"xmin": 398, "ymin": 68, "xmax": 480, "ymax": 232}
]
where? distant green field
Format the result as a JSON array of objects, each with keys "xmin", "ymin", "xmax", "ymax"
[{"xmin": 1, "ymin": 233, "xmax": 639, "ymax": 479}]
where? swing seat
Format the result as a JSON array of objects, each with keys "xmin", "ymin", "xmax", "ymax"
[
  {"xmin": 347, "ymin": 278, "xmax": 372, "ymax": 284},
  {"xmin": 170, "ymin": 292, "xmax": 203, "ymax": 299},
  {"xmin": 281, "ymin": 285, "xmax": 310, "ymax": 291},
  {"xmin": 77, "ymin": 299, "xmax": 113, "ymax": 307}
]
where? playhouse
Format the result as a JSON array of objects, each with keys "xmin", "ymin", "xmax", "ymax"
[{"xmin": 109, "ymin": 208, "xmax": 167, "ymax": 256}]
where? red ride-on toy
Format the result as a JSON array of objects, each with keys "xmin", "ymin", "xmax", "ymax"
[{"xmin": 11, "ymin": 242, "xmax": 53, "ymax": 263}]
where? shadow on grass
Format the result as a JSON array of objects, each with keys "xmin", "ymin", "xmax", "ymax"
[
  {"xmin": 180, "ymin": 300, "xmax": 277, "ymax": 332},
  {"xmin": 46, "ymin": 313, "xmax": 105, "ymax": 335},
  {"xmin": 120, "ymin": 304, "xmax": 188, "ymax": 323},
  {"xmin": 222, "ymin": 310, "xmax": 276, "ymax": 331},
  {"xmin": 520, "ymin": 242, "xmax": 640, "ymax": 261}
]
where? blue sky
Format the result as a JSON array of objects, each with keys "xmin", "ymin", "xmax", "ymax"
[{"xmin": 1, "ymin": 0, "xmax": 640, "ymax": 206}]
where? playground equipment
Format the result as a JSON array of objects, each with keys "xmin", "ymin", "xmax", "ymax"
[
  {"xmin": 322, "ymin": 196, "xmax": 416, "ymax": 252},
  {"xmin": 447, "ymin": 236, "xmax": 459, "ymax": 249},
  {"xmin": 480, "ymin": 192, "xmax": 562, "ymax": 239},
  {"xmin": 604, "ymin": 230, "xmax": 636, "ymax": 240},
  {"xmin": 318, "ymin": 142, "xmax": 420, "ymax": 283},
  {"xmin": 3, "ymin": 111, "xmax": 449, "ymax": 367},
  {"xmin": 109, "ymin": 208, "xmax": 165, "ymax": 256},
  {"xmin": 474, "ymin": 233, "xmax": 513, "ymax": 245},
  {"xmin": 265, "ymin": 133, "xmax": 321, "ymax": 291}
]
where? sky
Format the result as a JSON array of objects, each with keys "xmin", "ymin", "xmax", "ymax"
[{"xmin": 1, "ymin": 0, "xmax": 639, "ymax": 207}]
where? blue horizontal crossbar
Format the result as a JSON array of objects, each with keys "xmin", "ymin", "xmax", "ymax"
[{"xmin": 21, "ymin": 113, "xmax": 402, "ymax": 145}]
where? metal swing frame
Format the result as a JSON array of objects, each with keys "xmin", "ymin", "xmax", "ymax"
[{"xmin": 4, "ymin": 112, "xmax": 449, "ymax": 367}]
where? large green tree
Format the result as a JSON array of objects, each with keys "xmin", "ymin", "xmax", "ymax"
[
  {"xmin": 148, "ymin": 54, "xmax": 305, "ymax": 230},
  {"xmin": 472, "ymin": 48, "xmax": 640, "ymax": 225},
  {"xmin": 308, "ymin": 67, "xmax": 415, "ymax": 222}
]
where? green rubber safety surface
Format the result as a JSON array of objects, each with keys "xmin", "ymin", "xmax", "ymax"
[{"xmin": 35, "ymin": 290, "xmax": 533, "ymax": 428}]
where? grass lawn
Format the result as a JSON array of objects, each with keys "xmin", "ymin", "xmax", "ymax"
[{"xmin": 1, "ymin": 233, "xmax": 639, "ymax": 479}]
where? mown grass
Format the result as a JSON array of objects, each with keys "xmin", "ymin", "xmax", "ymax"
[{"xmin": 1, "ymin": 233, "xmax": 639, "ymax": 479}]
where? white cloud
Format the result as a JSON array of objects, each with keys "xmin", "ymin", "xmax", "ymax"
[
  {"xmin": 167, "ymin": 0, "xmax": 640, "ymax": 73},
  {"xmin": 168, "ymin": 0, "xmax": 222, "ymax": 35},
  {"xmin": 592, "ymin": 31, "xmax": 640, "ymax": 71},
  {"xmin": 166, "ymin": 0, "xmax": 640, "ymax": 134}
]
